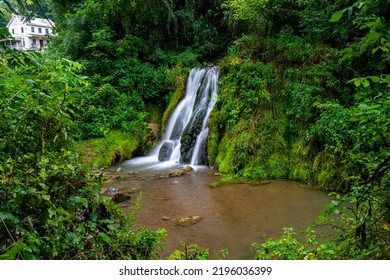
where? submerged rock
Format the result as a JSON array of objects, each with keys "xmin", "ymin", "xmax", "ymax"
[{"xmin": 176, "ymin": 216, "xmax": 202, "ymax": 227}]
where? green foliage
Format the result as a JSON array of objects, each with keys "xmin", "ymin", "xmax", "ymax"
[
  {"xmin": 167, "ymin": 243, "xmax": 209, "ymax": 260},
  {"xmin": 0, "ymin": 152, "xmax": 166, "ymax": 259},
  {"xmin": 209, "ymin": 34, "xmax": 341, "ymax": 184},
  {"xmin": 0, "ymin": 53, "xmax": 87, "ymax": 157},
  {"xmin": 0, "ymin": 49, "xmax": 165, "ymax": 259}
]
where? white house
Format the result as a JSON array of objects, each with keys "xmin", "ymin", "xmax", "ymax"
[{"xmin": 3, "ymin": 14, "xmax": 55, "ymax": 51}]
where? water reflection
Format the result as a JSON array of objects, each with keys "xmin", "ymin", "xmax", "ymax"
[{"xmin": 102, "ymin": 167, "xmax": 330, "ymax": 259}]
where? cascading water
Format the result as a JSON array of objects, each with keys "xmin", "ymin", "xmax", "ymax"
[{"xmin": 123, "ymin": 66, "xmax": 219, "ymax": 170}]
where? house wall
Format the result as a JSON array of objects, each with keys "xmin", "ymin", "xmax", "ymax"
[{"xmin": 5, "ymin": 15, "xmax": 54, "ymax": 51}]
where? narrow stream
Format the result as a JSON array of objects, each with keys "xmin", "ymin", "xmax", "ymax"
[{"xmin": 102, "ymin": 166, "xmax": 330, "ymax": 260}]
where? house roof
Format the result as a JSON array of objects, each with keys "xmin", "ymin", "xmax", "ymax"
[{"xmin": 7, "ymin": 14, "xmax": 54, "ymax": 29}]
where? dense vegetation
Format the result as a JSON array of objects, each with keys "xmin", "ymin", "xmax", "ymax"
[{"xmin": 1, "ymin": 0, "xmax": 389, "ymax": 259}]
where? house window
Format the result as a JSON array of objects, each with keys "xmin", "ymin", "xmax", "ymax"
[
  {"xmin": 21, "ymin": 27, "xmax": 24, "ymax": 33},
  {"xmin": 12, "ymin": 29, "xmax": 14, "ymax": 34},
  {"xmin": 38, "ymin": 27, "xmax": 42, "ymax": 33},
  {"xmin": 31, "ymin": 27, "xmax": 35, "ymax": 32},
  {"xmin": 45, "ymin": 28, "xmax": 49, "ymax": 34},
  {"xmin": 33, "ymin": 39, "xmax": 37, "ymax": 46}
]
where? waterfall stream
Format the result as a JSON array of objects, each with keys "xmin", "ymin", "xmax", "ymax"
[{"xmin": 123, "ymin": 66, "xmax": 218, "ymax": 170}]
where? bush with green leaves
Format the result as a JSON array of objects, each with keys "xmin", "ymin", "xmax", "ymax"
[{"xmin": 0, "ymin": 51, "xmax": 165, "ymax": 260}]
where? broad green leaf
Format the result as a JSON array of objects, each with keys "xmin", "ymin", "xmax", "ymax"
[
  {"xmin": 0, "ymin": 212, "xmax": 20, "ymax": 223},
  {"xmin": 362, "ymin": 79, "xmax": 370, "ymax": 87},
  {"xmin": 358, "ymin": 104, "xmax": 370, "ymax": 109},
  {"xmin": 368, "ymin": 31, "xmax": 381, "ymax": 40},
  {"xmin": 69, "ymin": 196, "xmax": 88, "ymax": 208},
  {"xmin": 65, "ymin": 232, "xmax": 79, "ymax": 245},
  {"xmin": 100, "ymin": 232, "xmax": 110, "ymax": 243},
  {"xmin": 368, "ymin": 76, "xmax": 380, "ymax": 83},
  {"xmin": 330, "ymin": 10, "xmax": 343, "ymax": 22},
  {"xmin": 48, "ymin": 207, "xmax": 56, "ymax": 218},
  {"xmin": 0, "ymin": 243, "xmax": 24, "ymax": 260},
  {"xmin": 90, "ymin": 211, "xmax": 98, "ymax": 222},
  {"xmin": 354, "ymin": 79, "xmax": 361, "ymax": 87}
]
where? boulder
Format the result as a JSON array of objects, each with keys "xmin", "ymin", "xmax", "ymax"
[
  {"xmin": 115, "ymin": 167, "xmax": 123, "ymax": 173},
  {"xmin": 183, "ymin": 165, "xmax": 193, "ymax": 172},
  {"xmin": 169, "ymin": 169, "xmax": 184, "ymax": 177},
  {"xmin": 103, "ymin": 186, "xmax": 119, "ymax": 196},
  {"xmin": 158, "ymin": 141, "xmax": 175, "ymax": 161}
]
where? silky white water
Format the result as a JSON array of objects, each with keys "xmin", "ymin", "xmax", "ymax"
[{"xmin": 123, "ymin": 67, "xmax": 219, "ymax": 171}]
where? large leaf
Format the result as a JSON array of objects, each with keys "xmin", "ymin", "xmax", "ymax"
[
  {"xmin": 0, "ymin": 212, "xmax": 20, "ymax": 224},
  {"xmin": 330, "ymin": 10, "xmax": 343, "ymax": 22},
  {"xmin": 0, "ymin": 243, "xmax": 24, "ymax": 260}
]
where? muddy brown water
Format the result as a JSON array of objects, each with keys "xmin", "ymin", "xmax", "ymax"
[{"xmin": 102, "ymin": 166, "xmax": 331, "ymax": 260}]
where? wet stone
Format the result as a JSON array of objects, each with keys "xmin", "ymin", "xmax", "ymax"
[
  {"xmin": 169, "ymin": 169, "xmax": 184, "ymax": 177},
  {"xmin": 176, "ymin": 216, "xmax": 202, "ymax": 227},
  {"xmin": 111, "ymin": 193, "xmax": 131, "ymax": 203},
  {"xmin": 103, "ymin": 186, "xmax": 119, "ymax": 196},
  {"xmin": 183, "ymin": 165, "xmax": 193, "ymax": 172}
]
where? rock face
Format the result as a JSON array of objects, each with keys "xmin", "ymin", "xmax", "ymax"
[
  {"xmin": 176, "ymin": 216, "xmax": 202, "ymax": 227},
  {"xmin": 180, "ymin": 111, "xmax": 206, "ymax": 163},
  {"xmin": 158, "ymin": 141, "xmax": 175, "ymax": 161}
]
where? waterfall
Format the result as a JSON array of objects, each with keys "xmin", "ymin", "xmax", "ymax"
[{"xmin": 123, "ymin": 66, "xmax": 218, "ymax": 170}]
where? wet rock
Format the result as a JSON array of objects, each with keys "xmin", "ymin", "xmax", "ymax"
[
  {"xmin": 115, "ymin": 167, "xmax": 123, "ymax": 173},
  {"xmin": 158, "ymin": 141, "xmax": 174, "ymax": 161},
  {"xmin": 103, "ymin": 186, "xmax": 119, "ymax": 196},
  {"xmin": 183, "ymin": 165, "xmax": 193, "ymax": 172},
  {"xmin": 162, "ymin": 216, "xmax": 171, "ymax": 221},
  {"xmin": 111, "ymin": 193, "xmax": 131, "ymax": 203},
  {"xmin": 169, "ymin": 169, "xmax": 184, "ymax": 177},
  {"xmin": 176, "ymin": 216, "xmax": 202, "ymax": 227},
  {"xmin": 103, "ymin": 186, "xmax": 132, "ymax": 203}
]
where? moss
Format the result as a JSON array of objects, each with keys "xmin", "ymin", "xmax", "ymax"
[
  {"xmin": 210, "ymin": 174, "xmax": 271, "ymax": 188},
  {"xmin": 161, "ymin": 65, "xmax": 188, "ymax": 131},
  {"xmin": 73, "ymin": 130, "xmax": 139, "ymax": 169}
]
